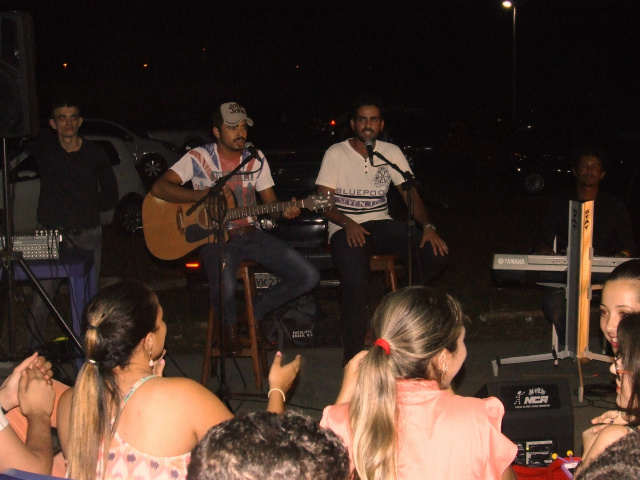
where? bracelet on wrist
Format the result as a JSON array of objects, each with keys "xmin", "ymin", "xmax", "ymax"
[
  {"xmin": 423, "ymin": 223, "xmax": 437, "ymax": 232},
  {"xmin": 268, "ymin": 388, "xmax": 286, "ymax": 402},
  {"xmin": 342, "ymin": 218, "xmax": 351, "ymax": 228}
]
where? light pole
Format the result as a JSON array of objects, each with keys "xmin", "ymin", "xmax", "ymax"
[{"xmin": 502, "ymin": 1, "xmax": 516, "ymax": 122}]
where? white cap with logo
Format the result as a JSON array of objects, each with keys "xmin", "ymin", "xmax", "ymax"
[{"xmin": 220, "ymin": 102, "xmax": 254, "ymax": 127}]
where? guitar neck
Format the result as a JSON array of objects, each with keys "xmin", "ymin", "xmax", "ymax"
[{"xmin": 226, "ymin": 200, "xmax": 304, "ymax": 221}]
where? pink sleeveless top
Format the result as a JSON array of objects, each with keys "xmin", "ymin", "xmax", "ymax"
[{"xmin": 97, "ymin": 376, "xmax": 191, "ymax": 480}]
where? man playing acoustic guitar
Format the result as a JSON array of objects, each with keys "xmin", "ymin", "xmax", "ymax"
[{"xmin": 150, "ymin": 102, "xmax": 320, "ymax": 355}]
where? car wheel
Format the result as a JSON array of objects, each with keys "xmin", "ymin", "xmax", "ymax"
[
  {"xmin": 181, "ymin": 136, "xmax": 206, "ymax": 153},
  {"xmin": 140, "ymin": 155, "xmax": 167, "ymax": 180},
  {"xmin": 114, "ymin": 193, "xmax": 143, "ymax": 234},
  {"xmin": 524, "ymin": 172, "xmax": 545, "ymax": 194}
]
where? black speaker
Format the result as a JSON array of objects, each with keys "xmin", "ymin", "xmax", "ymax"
[
  {"xmin": 476, "ymin": 379, "xmax": 574, "ymax": 466},
  {"xmin": 0, "ymin": 11, "xmax": 38, "ymax": 138}
]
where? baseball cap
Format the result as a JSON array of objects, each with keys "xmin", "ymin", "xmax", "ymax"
[{"xmin": 219, "ymin": 102, "xmax": 254, "ymax": 127}]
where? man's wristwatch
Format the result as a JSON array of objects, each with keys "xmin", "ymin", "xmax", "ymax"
[{"xmin": 423, "ymin": 223, "xmax": 437, "ymax": 232}]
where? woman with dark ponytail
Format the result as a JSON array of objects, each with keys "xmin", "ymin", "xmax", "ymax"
[
  {"xmin": 56, "ymin": 280, "xmax": 300, "ymax": 480},
  {"xmin": 321, "ymin": 286, "xmax": 517, "ymax": 480}
]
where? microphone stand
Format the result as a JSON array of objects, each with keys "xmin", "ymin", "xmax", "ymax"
[
  {"xmin": 187, "ymin": 151, "xmax": 260, "ymax": 408},
  {"xmin": 373, "ymin": 151, "xmax": 417, "ymax": 286}
]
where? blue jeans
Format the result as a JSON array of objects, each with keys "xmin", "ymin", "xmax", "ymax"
[
  {"xmin": 330, "ymin": 219, "xmax": 448, "ymax": 362},
  {"xmin": 199, "ymin": 229, "xmax": 320, "ymax": 327}
]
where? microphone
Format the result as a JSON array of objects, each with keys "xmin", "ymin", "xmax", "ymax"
[
  {"xmin": 244, "ymin": 141, "xmax": 261, "ymax": 160},
  {"xmin": 364, "ymin": 140, "xmax": 374, "ymax": 166}
]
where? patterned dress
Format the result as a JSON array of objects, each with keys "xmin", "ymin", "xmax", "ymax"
[{"xmin": 97, "ymin": 376, "xmax": 190, "ymax": 480}]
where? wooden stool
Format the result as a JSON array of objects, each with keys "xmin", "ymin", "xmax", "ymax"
[
  {"xmin": 201, "ymin": 260, "xmax": 269, "ymax": 390},
  {"xmin": 370, "ymin": 254, "xmax": 399, "ymax": 292},
  {"xmin": 363, "ymin": 254, "xmax": 399, "ymax": 347}
]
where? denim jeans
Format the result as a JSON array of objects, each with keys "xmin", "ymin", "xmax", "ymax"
[
  {"xmin": 330, "ymin": 219, "xmax": 449, "ymax": 363},
  {"xmin": 199, "ymin": 229, "xmax": 320, "ymax": 327}
]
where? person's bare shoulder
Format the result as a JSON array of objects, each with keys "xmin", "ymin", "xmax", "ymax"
[
  {"xmin": 143, "ymin": 376, "xmax": 233, "ymax": 435},
  {"xmin": 583, "ymin": 424, "xmax": 630, "ymax": 465},
  {"xmin": 143, "ymin": 377, "xmax": 232, "ymax": 419}
]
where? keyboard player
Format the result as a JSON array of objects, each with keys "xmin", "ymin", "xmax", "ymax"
[{"xmin": 535, "ymin": 145, "xmax": 634, "ymax": 346}]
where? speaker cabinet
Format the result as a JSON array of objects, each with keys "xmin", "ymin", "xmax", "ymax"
[
  {"xmin": 0, "ymin": 11, "xmax": 38, "ymax": 138},
  {"xmin": 476, "ymin": 379, "xmax": 574, "ymax": 466}
]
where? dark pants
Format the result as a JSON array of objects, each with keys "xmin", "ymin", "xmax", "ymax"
[
  {"xmin": 542, "ymin": 286, "xmax": 602, "ymax": 348},
  {"xmin": 542, "ymin": 286, "xmax": 567, "ymax": 345},
  {"xmin": 330, "ymin": 219, "xmax": 448, "ymax": 363},
  {"xmin": 28, "ymin": 226, "xmax": 102, "ymax": 350},
  {"xmin": 200, "ymin": 229, "xmax": 320, "ymax": 327}
]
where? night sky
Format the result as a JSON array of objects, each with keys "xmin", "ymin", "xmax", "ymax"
[{"xmin": 2, "ymin": 0, "xmax": 640, "ymax": 135}]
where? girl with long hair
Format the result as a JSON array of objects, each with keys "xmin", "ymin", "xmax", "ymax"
[
  {"xmin": 580, "ymin": 312, "xmax": 640, "ymax": 470},
  {"xmin": 56, "ymin": 280, "xmax": 299, "ymax": 480},
  {"xmin": 587, "ymin": 258, "xmax": 640, "ymax": 429},
  {"xmin": 321, "ymin": 286, "xmax": 517, "ymax": 480},
  {"xmin": 599, "ymin": 258, "xmax": 640, "ymax": 352}
]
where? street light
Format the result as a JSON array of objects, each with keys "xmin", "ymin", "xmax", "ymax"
[{"xmin": 502, "ymin": 1, "xmax": 516, "ymax": 122}]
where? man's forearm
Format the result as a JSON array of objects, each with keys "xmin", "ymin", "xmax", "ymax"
[
  {"xmin": 150, "ymin": 176, "xmax": 204, "ymax": 203},
  {"xmin": 407, "ymin": 188, "xmax": 431, "ymax": 226},
  {"xmin": 324, "ymin": 207, "xmax": 351, "ymax": 227},
  {"xmin": 0, "ymin": 387, "xmax": 12, "ymax": 412},
  {"xmin": 24, "ymin": 412, "xmax": 53, "ymax": 474}
]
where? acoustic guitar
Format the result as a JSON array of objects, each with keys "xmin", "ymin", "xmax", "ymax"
[{"xmin": 142, "ymin": 192, "xmax": 334, "ymax": 260}]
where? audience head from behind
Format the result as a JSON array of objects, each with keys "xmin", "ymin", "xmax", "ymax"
[
  {"xmin": 612, "ymin": 312, "xmax": 640, "ymax": 423},
  {"xmin": 364, "ymin": 285, "xmax": 466, "ymax": 387},
  {"xmin": 348, "ymin": 286, "xmax": 467, "ymax": 479},
  {"xmin": 574, "ymin": 430, "xmax": 640, "ymax": 480},
  {"xmin": 187, "ymin": 410, "xmax": 350, "ymax": 480},
  {"xmin": 600, "ymin": 259, "xmax": 640, "ymax": 352}
]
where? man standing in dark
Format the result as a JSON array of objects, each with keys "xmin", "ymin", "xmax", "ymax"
[
  {"xmin": 316, "ymin": 97, "xmax": 449, "ymax": 364},
  {"xmin": 28, "ymin": 100, "xmax": 118, "ymax": 349},
  {"xmin": 537, "ymin": 145, "xmax": 634, "ymax": 345}
]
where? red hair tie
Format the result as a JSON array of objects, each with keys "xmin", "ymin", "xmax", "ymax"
[{"xmin": 374, "ymin": 338, "xmax": 391, "ymax": 355}]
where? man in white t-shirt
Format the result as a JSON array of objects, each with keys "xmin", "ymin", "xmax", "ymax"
[
  {"xmin": 316, "ymin": 98, "xmax": 449, "ymax": 363},
  {"xmin": 151, "ymin": 102, "xmax": 319, "ymax": 355}
]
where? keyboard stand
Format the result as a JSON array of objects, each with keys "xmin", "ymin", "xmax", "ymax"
[
  {"xmin": 491, "ymin": 323, "xmax": 574, "ymax": 377},
  {"xmin": 492, "ymin": 201, "xmax": 605, "ymax": 402}
]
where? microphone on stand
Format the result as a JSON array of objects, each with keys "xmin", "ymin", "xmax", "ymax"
[
  {"xmin": 244, "ymin": 141, "xmax": 261, "ymax": 161},
  {"xmin": 365, "ymin": 140, "xmax": 375, "ymax": 166}
]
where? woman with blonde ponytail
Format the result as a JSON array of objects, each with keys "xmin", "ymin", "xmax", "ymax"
[
  {"xmin": 55, "ymin": 280, "xmax": 300, "ymax": 480},
  {"xmin": 321, "ymin": 286, "xmax": 517, "ymax": 480}
]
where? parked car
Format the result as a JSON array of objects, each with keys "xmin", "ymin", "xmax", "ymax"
[
  {"xmin": 501, "ymin": 149, "xmax": 573, "ymax": 194},
  {"xmin": 484, "ymin": 118, "xmax": 575, "ymax": 194},
  {"xmin": 80, "ymin": 118, "xmax": 180, "ymax": 184},
  {"xmin": 265, "ymin": 148, "xmax": 325, "ymax": 199},
  {"xmin": 0, "ymin": 137, "xmax": 146, "ymax": 235},
  {"xmin": 147, "ymin": 128, "xmax": 215, "ymax": 155}
]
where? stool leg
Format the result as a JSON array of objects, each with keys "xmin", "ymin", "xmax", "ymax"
[
  {"xmin": 248, "ymin": 269, "xmax": 269, "ymax": 377},
  {"xmin": 241, "ymin": 267, "xmax": 264, "ymax": 391},
  {"xmin": 388, "ymin": 259, "xmax": 398, "ymax": 292}
]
